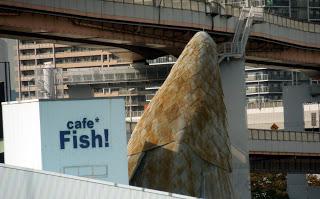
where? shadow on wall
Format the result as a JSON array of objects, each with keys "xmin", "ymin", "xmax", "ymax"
[{"xmin": 129, "ymin": 142, "xmax": 233, "ymax": 198}]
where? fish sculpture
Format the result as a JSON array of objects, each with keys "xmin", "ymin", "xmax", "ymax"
[{"xmin": 128, "ymin": 31, "xmax": 233, "ymax": 198}]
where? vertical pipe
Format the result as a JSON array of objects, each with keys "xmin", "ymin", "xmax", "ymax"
[
  {"xmin": 307, "ymin": 0, "xmax": 310, "ymax": 22},
  {"xmin": 53, "ymin": 44, "xmax": 57, "ymax": 99},
  {"xmin": 289, "ymin": 0, "xmax": 291, "ymax": 18},
  {"xmin": 53, "ymin": 43, "xmax": 56, "ymax": 68}
]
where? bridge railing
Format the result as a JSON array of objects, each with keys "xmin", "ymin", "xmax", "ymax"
[
  {"xmin": 223, "ymin": 5, "xmax": 320, "ymax": 33},
  {"xmin": 104, "ymin": 0, "xmax": 217, "ymax": 13},
  {"xmin": 247, "ymin": 100, "xmax": 283, "ymax": 109},
  {"xmin": 249, "ymin": 129, "xmax": 320, "ymax": 142}
]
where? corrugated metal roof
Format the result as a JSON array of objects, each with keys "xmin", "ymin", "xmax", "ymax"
[{"xmin": 0, "ymin": 164, "xmax": 197, "ymax": 199}]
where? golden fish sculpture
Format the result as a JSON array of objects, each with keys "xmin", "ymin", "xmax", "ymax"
[{"xmin": 128, "ymin": 31, "xmax": 233, "ymax": 199}]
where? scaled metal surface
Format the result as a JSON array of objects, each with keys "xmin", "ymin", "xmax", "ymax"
[{"xmin": 128, "ymin": 32, "xmax": 233, "ymax": 198}]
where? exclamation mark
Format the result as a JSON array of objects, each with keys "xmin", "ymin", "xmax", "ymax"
[{"xmin": 104, "ymin": 129, "xmax": 109, "ymax": 147}]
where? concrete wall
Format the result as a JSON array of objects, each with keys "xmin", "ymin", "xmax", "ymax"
[
  {"xmin": 283, "ymin": 85, "xmax": 320, "ymax": 131},
  {"xmin": 247, "ymin": 106, "xmax": 284, "ymax": 129},
  {"xmin": 247, "ymin": 100, "xmax": 320, "ymax": 130}
]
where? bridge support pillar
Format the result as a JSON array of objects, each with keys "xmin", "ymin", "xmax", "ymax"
[
  {"xmin": 283, "ymin": 85, "xmax": 320, "ymax": 131},
  {"xmin": 287, "ymin": 174, "xmax": 308, "ymax": 199},
  {"xmin": 220, "ymin": 59, "xmax": 251, "ymax": 199}
]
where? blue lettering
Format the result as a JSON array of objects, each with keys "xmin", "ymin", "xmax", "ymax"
[
  {"xmin": 82, "ymin": 118, "xmax": 87, "ymax": 128},
  {"xmin": 91, "ymin": 130, "xmax": 102, "ymax": 148},
  {"xmin": 72, "ymin": 130, "xmax": 77, "ymax": 148},
  {"xmin": 104, "ymin": 129, "xmax": 109, "ymax": 147},
  {"xmin": 60, "ymin": 131, "xmax": 70, "ymax": 149},
  {"xmin": 67, "ymin": 121, "xmax": 73, "ymax": 129},
  {"xmin": 60, "ymin": 117, "xmax": 111, "ymax": 149},
  {"xmin": 75, "ymin": 121, "xmax": 81, "ymax": 129},
  {"xmin": 87, "ymin": 120, "xmax": 94, "ymax": 128},
  {"xmin": 79, "ymin": 135, "xmax": 90, "ymax": 148}
]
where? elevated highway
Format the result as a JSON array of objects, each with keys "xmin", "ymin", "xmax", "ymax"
[
  {"xmin": 249, "ymin": 129, "xmax": 320, "ymax": 173},
  {"xmin": 0, "ymin": 0, "xmax": 319, "ymax": 70}
]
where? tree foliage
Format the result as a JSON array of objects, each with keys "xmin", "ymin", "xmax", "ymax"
[
  {"xmin": 307, "ymin": 174, "xmax": 320, "ymax": 186},
  {"xmin": 251, "ymin": 173, "xmax": 289, "ymax": 199}
]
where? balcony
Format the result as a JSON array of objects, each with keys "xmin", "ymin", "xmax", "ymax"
[
  {"xmin": 247, "ymin": 100, "xmax": 283, "ymax": 109},
  {"xmin": 246, "ymin": 74, "xmax": 292, "ymax": 82},
  {"xmin": 146, "ymin": 94, "xmax": 155, "ymax": 102},
  {"xmin": 19, "ymin": 43, "xmax": 67, "ymax": 50},
  {"xmin": 19, "ymin": 54, "xmax": 36, "ymax": 60},
  {"xmin": 147, "ymin": 55, "xmax": 177, "ymax": 65},
  {"xmin": 125, "ymin": 100, "xmax": 145, "ymax": 107},
  {"xmin": 246, "ymin": 86, "xmax": 282, "ymax": 94},
  {"xmin": 56, "ymin": 61, "xmax": 104, "ymax": 68},
  {"xmin": 19, "ymin": 76, "xmax": 34, "ymax": 81},
  {"xmin": 20, "ymin": 85, "xmax": 37, "ymax": 92},
  {"xmin": 19, "ymin": 65, "xmax": 37, "ymax": 71},
  {"xmin": 55, "ymin": 50, "xmax": 107, "ymax": 58},
  {"xmin": 125, "ymin": 111, "xmax": 144, "ymax": 118}
]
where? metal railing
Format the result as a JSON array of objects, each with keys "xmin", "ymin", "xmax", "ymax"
[
  {"xmin": 126, "ymin": 111, "xmax": 144, "ymax": 117},
  {"xmin": 246, "ymin": 86, "xmax": 282, "ymax": 94},
  {"xmin": 64, "ymin": 68, "xmax": 170, "ymax": 84},
  {"xmin": 147, "ymin": 55, "xmax": 177, "ymax": 65},
  {"xmin": 223, "ymin": 4, "xmax": 320, "ymax": 33},
  {"xmin": 245, "ymin": 74, "xmax": 292, "ymax": 81},
  {"xmin": 249, "ymin": 129, "xmax": 320, "ymax": 142},
  {"xmin": 218, "ymin": 42, "xmax": 242, "ymax": 56},
  {"xmin": 247, "ymin": 100, "xmax": 283, "ymax": 109}
]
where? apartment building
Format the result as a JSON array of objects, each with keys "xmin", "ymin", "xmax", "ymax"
[
  {"xmin": 245, "ymin": 66, "xmax": 312, "ymax": 103},
  {"xmin": 16, "ymin": 40, "xmax": 176, "ymax": 120}
]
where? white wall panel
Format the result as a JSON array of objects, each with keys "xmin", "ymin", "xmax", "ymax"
[{"xmin": 2, "ymin": 100, "xmax": 42, "ymax": 170}]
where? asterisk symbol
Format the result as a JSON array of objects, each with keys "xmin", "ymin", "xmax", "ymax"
[{"xmin": 95, "ymin": 117, "xmax": 99, "ymax": 122}]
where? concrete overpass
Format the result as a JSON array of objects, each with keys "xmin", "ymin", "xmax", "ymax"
[
  {"xmin": 0, "ymin": 0, "xmax": 319, "ymax": 70},
  {"xmin": 249, "ymin": 129, "xmax": 320, "ymax": 173}
]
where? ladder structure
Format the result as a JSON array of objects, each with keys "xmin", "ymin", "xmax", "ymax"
[{"xmin": 218, "ymin": 1, "xmax": 264, "ymax": 63}]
